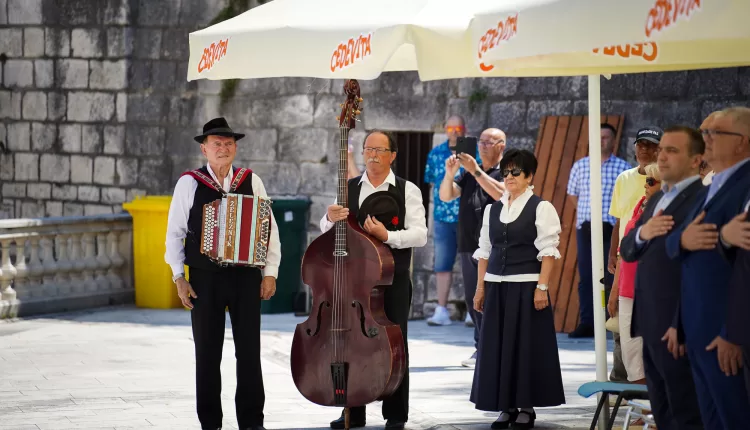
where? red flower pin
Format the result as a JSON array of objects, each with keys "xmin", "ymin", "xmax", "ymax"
[{"xmin": 391, "ymin": 216, "xmax": 399, "ymax": 225}]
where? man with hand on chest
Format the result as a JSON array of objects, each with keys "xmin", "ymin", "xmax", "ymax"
[
  {"xmin": 321, "ymin": 130, "xmax": 428, "ymax": 430},
  {"xmin": 165, "ymin": 117, "xmax": 280, "ymax": 430}
]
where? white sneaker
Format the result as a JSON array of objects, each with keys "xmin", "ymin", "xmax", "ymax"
[
  {"xmin": 426, "ymin": 306, "xmax": 452, "ymax": 326},
  {"xmin": 461, "ymin": 350, "xmax": 477, "ymax": 367},
  {"xmin": 464, "ymin": 312, "xmax": 474, "ymax": 327}
]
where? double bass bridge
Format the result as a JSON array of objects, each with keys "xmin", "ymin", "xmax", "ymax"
[
  {"xmin": 333, "ymin": 250, "xmax": 348, "ymax": 257},
  {"xmin": 330, "ymin": 362, "xmax": 349, "ymax": 406}
]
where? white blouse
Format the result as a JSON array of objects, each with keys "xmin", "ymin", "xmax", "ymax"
[{"xmin": 472, "ymin": 186, "xmax": 562, "ymax": 282}]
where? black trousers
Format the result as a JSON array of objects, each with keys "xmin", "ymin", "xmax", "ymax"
[
  {"xmin": 460, "ymin": 252, "xmax": 481, "ymax": 349},
  {"xmin": 349, "ymin": 270, "xmax": 412, "ymax": 423},
  {"xmin": 642, "ymin": 339, "xmax": 703, "ymax": 430},
  {"xmin": 189, "ymin": 266, "xmax": 264, "ymax": 429}
]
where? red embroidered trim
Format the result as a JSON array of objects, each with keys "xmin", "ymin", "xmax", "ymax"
[
  {"xmin": 230, "ymin": 168, "xmax": 252, "ymax": 192},
  {"xmin": 182, "ymin": 169, "xmax": 223, "ymax": 194}
]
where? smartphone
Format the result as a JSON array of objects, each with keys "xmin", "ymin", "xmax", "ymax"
[{"xmin": 454, "ymin": 136, "xmax": 477, "ymax": 156}]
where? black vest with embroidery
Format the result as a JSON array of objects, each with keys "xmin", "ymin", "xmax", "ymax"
[
  {"xmin": 347, "ymin": 176, "xmax": 411, "ymax": 274},
  {"xmin": 183, "ymin": 166, "xmax": 260, "ymax": 276},
  {"xmin": 486, "ymin": 194, "xmax": 542, "ymax": 277}
]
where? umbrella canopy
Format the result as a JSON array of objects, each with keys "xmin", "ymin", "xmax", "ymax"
[{"xmin": 474, "ymin": 0, "xmax": 750, "ymax": 75}]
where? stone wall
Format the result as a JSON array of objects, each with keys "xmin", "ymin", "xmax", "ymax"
[{"xmin": 2, "ymin": 0, "xmax": 749, "ymax": 318}]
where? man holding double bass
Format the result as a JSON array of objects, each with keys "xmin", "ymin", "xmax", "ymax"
[{"xmin": 320, "ymin": 130, "xmax": 428, "ymax": 429}]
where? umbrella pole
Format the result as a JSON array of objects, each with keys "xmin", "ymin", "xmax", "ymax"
[{"xmin": 588, "ymin": 74, "xmax": 610, "ymax": 430}]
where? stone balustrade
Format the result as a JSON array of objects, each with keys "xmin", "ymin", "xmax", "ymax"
[{"xmin": 0, "ymin": 214, "xmax": 134, "ymax": 319}]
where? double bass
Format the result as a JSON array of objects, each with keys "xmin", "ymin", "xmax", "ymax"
[{"xmin": 290, "ymin": 80, "xmax": 407, "ymax": 428}]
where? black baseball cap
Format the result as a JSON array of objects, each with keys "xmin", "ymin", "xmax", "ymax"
[{"xmin": 634, "ymin": 126, "xmax": 663, "ymax": 145}]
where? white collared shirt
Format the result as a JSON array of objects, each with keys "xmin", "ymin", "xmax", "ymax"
[
  {"xmin": 164, "ymin": 164, "xmax": 281, "ymax": 279},
  {"xmin": 319, "ymin": 169, "xmax": 428, "ymax": 249},
  {"xmin": 473, "ymin": 186, "xmax": 562, "ymax": 282}
]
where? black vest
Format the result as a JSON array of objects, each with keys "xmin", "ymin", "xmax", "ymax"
[
  {"xmin": 347, "ymin": 176, "xmax": 411, "ymax": 274},
  {"xmin": 184, "ymin": 166, "xmax": 261, "ymax": 278},
  {"xmin": 486, "ymin": 194, "xmax": 542, "ymax": 276}
]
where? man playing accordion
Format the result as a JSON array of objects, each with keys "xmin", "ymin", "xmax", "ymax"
[{"xmin": 164, "ymin": 117, "xmax": 280, "ymax": 430}]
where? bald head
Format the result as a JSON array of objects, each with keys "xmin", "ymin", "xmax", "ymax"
[
  {"xmin": 478, "ymin": 127, "xmax": 506, "ymax": 166},
  {"xmin": 717, "ymin": 106, "xmax": 750, "ymax": 136}
]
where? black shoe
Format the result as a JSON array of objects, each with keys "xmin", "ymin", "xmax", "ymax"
[
  {"xmin": 243, "ymin": 427, "xmax": 265, "ymax": 430},
  {"xmin": 491, "ymin": 409, "xmax": 518, "ymax": 429},
  {"xmin": 511, "ymin": 410, "xmax": 536, "ymax": 429},
  {"xmin": 385, "ymin": 420, "xmax": 405, "ymax": 429},
  {"xmin": 568, "ymin": 324, "xmax": 594, "ymax": 338},
  {"xmin": 330, "ymin": 411, "xmax": 365, "ymax": 429}
]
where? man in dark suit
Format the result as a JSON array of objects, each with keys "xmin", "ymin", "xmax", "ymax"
[
  {"xmin": 720, "ymin": 169, "xmax": 750, "ymax": 402},
  {"xmin": 620, "ymin": 125, "xmax": 705, "ymax": 430},
  {"xmin": 664, "ymin": 108, "xmax": 750, "ymax": 429}
]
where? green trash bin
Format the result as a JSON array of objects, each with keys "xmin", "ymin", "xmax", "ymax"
[{"xmin": 261, "ymin": 198, "xmax": 311, "ymax": 314}]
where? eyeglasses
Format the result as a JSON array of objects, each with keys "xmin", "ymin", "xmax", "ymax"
[
  {"xmin": 645, "ymin": 177, "xmax": 660, "ymax": 187},
  {"xmin": 700, "ymin": 129, "xmax": 749, "ymax": 140},
  {"xmin": 363, "ymin": 147, "xmax": 391, "ymax": 154},
  {"xmin": 502, "ymin": 167, "xmax": 522, "ymax": 178},
  {"xmin": 479, "ymin": 139, "xmax": 504, "ymax": 148},
  {"xmin": 445, "ymin": 126, "xmax": 465, "ymax": 133}
]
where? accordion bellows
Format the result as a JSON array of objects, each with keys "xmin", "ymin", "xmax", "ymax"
[{"xmin": 200, "ymin": 193, "xmax": 273, "ymax": 267}]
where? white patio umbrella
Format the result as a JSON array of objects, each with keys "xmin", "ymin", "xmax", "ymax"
[{"xmin": 186, "ymin": 1, "xmax": 750, "ymax": 427}]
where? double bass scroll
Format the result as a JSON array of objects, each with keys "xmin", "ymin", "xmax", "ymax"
[{"xmin": 289, "ymin": 80, "xmax": 407, "ymax": 415}]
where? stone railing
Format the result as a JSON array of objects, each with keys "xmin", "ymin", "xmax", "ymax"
[{"xmin": 0, "ymin": 214, "xmax": 134, "ymax": 319}]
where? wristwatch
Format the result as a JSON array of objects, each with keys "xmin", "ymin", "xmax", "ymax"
[
  {"xmin": 536, "ymin": 284, "xmax": 549, "ymax": 291},
  {"xmin": 172, "ymin": 273, "xmax": 185, "ymax": 283},
  {"xmin": 473, "ymin": 169, "xmax": 482, "ymax": 177}
]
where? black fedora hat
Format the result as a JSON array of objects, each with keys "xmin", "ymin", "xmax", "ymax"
[
  {"xmin": 194, "ymin": 117, "xmax": 245, "ymax": 143},
  {"xmin": 357, "ymin": 190, "xmax": 405, "ymax": 232}
]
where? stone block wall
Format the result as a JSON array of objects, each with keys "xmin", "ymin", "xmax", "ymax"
[{"xmin": 2, "ymin": 0, "xmax": 749, "ymax": 318}]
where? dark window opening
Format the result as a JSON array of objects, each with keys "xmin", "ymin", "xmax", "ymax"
[{"xmin": 389, "ymin": 131, "xmax": 433, "ymax": 225}]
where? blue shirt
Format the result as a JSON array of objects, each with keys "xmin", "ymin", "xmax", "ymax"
[
  {"xmin": 424, "ymin": 141, "xmax": 479, "ymax": 223},
  {"xmin": 704, "ymin": 158, "xmax": 750, "ymax": 207},
  {"xmin": 566, "ymin": 155, "xmax": 632, "ymax": 227},
  {"xmin": 635, "ymin": 175, "xmax": 702, "ymax": 246}
]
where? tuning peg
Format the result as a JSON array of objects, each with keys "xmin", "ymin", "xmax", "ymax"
[
  {"xmin": 336, "ymin": 116, "xmax": 340, "ymax": 121},
  {"xmin": 354, "ymin": 110, "xmax": 361, "ymax": 115},
  {"xmin": 357, "ymin": 97, "xmax": 363, "ymax": 102},
  {"xmin": 339, "ymin": 103, "xmax": 344, "ymax": 108}
]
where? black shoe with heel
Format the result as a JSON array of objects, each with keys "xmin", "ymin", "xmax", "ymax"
[
  {"xmin": 329, "ymin": 410, "xmax": 366, "ymax": 429},
  {"xmin": 511, "ymin": 410, "xmax": 536, "ymax": 429},
  {"xmin": 491, "ymin": 409, "xmax": 518, "ymax": 429}
]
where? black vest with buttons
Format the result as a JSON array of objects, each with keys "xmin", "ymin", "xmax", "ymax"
[
  {"xmin": 486, "ymin": 194, "xmax": 542, "ymax": 276},
  {"xmin": 183, "ymin": 166, "xmax": 261, "ymax": 279},
  {"xmin": 347, "ymin": 176, "xmax": 411, "ymax": 274}
]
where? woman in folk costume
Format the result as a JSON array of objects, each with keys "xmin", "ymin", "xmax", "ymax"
[{"xmin": 471, "ymin": 149, "xmax": 565, "ymax": 429}]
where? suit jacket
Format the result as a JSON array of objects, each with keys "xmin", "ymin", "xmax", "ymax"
[
  {"xmin": 725, "ymin": 189, "xmax": 750, "ymax": 347},
  {"xmin": 665, "ymin": 160, "xmax": 750, "ymax": 347},
  {"xmin": 620, "ymin": 179, "xmax": 704, "ymax": 344}
]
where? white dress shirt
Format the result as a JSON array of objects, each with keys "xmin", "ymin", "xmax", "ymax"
[
  {"xmin": 319, "ymin": 170, "xmax": 428, "ymax": 249},
  {"xmin": 164, "ymin": 164, "xmax": 281, "ymax": 279},
  {"xmin": 472, "ymin": 186, "xmax": 562, "ymax": 282}
]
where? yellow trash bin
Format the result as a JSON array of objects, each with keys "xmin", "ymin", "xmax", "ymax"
[{"xmin": 123, "ymin": 196, "xmax": 186, "ymax": 309}]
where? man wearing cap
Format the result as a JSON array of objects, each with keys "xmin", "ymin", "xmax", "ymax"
[
  {"xmin": 164, "ymin": 117, "xmax": 281, "ymax": 430},
  {"xmin": 321, "ymin": 130, "xmax": 428, "ymax": 430}
]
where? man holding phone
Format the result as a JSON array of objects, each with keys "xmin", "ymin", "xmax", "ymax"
[{"xmin": 439, "ymin": 128, "xmax": 506, "ymax": 366}]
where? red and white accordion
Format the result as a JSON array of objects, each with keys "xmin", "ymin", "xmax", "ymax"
[
  {"xmin": 181, "ymin": 167, "xmax": 273, "ymax": 268},
  {"xmin": 200, "ymin": 193, "xmax": 273, "ymax": 267}
]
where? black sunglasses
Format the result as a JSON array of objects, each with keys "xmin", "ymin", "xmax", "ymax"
[
  {"xmin": 645, "ymin": 177, "xmax": 660, "ymax": 187},
  {"xmin": 502, "ymin": 168, "xmax": 523, "ymax": 178}
]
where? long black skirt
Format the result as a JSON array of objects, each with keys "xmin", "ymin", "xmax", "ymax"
[{"xmin": 470, "ymin": 281, "xmax": 566, "ymax": 411}]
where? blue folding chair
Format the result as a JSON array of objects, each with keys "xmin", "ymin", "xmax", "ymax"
[{"xmin": 578, "ymin": 381, "xmax": 649, "ymax": 430}]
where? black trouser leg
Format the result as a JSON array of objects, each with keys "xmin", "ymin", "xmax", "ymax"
[
  {"xmin": 227, "ymin": 268, "xmax": 264, "ymax": 428},
  {"xmin": 190, "ymin": 269, "xmax": 227, "ymax": 429},
  {"xmin": 460, "ymin": 252, "xmax": 481, "ymax": 349},
  {"xmin": 381, "ymin": 272, "xmax": 412, "ymax": 422}
]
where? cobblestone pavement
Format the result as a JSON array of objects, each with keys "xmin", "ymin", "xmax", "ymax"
[{"xmin": 0, "ymin": 306, "xmax": 617, "ymax": 429}]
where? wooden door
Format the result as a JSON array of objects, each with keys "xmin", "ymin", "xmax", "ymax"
[{"xmin": 531, "ymin": 115, "xmax": 625, "ymax": 333}]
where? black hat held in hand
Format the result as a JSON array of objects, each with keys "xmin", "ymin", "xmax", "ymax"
[
  {"xmin": 357, "ymin": 191, "xmax": 405, "ymax": 232},
  {"xmin": 194, "ymin": 117, "xmax": 245, "ymax": 143}
]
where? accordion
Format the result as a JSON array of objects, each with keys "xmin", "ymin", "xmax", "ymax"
[{"xmin": 200, "ymin": 193, "xmax": 273, "ymax": 267}]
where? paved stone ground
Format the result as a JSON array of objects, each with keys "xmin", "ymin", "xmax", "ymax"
[{"xmin": 0, "ymin": 306, "xmax": 619, "ymax": 430}]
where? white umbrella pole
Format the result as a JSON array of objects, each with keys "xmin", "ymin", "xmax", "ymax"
[{"xmin": 587, "ymin": 74, "xmax": 609, "ymax": 430}]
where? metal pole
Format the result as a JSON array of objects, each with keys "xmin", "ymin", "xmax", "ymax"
[{"xmin": 588, "ymin": 74, "xmax": 610, "ymax": 430}]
